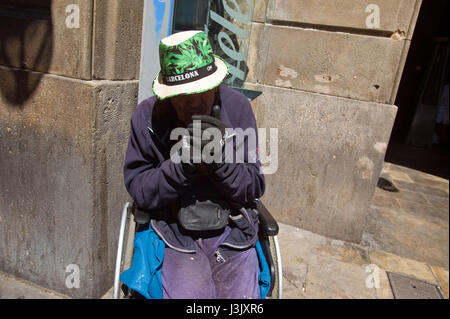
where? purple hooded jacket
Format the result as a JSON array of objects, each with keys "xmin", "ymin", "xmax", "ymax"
[{"xmin": 123, "ymin": 84, "xmax": 265, "ymax": 256}]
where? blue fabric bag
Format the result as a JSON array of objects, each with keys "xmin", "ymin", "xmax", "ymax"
[
  {"xmin": 120, "ymin": 226, "xmax": 271, "ymax": 299},
  {"xmin": 255, "ymin": 240, "xmax": 271, "ymax": 299},
  {"xmin": 120, "ymin": 226, "xmax": 165, "ymax": 299}
]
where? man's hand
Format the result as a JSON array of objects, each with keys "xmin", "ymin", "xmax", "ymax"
[
  {"xmin": 187, "ymin": 111, "xmax": 227, "ymax": 166},
  {"xmin": 187, "ymin": 115, "xmax": 226, "ymax": 138},
  {"xmin": 187, "ymin": 104, "xmax": 226, "ymax": 138},
  {"xmin": 182, "ymin": 105, "xmax": 228, "ymax": 171},
  {"xmin": 179, "ymin": 131, "xmax": 202, "ymax": 174}
]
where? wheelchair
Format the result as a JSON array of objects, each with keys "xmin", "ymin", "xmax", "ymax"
[{"xmin": 113, "ymin": 200, "xmax": 283, "ymax": 299}]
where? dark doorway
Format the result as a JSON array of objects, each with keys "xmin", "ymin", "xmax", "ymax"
[{"xmin": 386, "ymin": 0, "xmax": 449, "ymax": 180}]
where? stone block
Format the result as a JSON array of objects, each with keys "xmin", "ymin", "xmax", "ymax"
[
  {"xmin": 0, "ymin": 0, "xmax": 93, "ymax": 79},
  {"xmin": 246, "ymin": 22, "xmax": 269, "ymax": 84},
  {"xmin": 263, "ymin": 25, "xmax": 407, "ymax": 104},
  {"xmin": 0, "ymin": 66, "xmax": 138, "ymax": 298},
  {"xmin": 250, "ymin": 0, "xmax": 268, "ymax": 23},
  {"xmin": 267, "ymin": 0, "xmax": 422, "ymax": 40},
  {"xmin": 251, "ymin": 84, "xmax": 397, "ymax": 243},
  {"xmin": 92, "ymin": 0, "xmax": 144, "ymax": 80}
]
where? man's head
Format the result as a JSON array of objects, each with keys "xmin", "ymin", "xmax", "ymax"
[
  {"xmin": 169, "ymin": 88, "xmax": 217, "ymax": 125},
  {"xmin": 152, "ymin": 30, "xmax": 228, "ymax": 102}
]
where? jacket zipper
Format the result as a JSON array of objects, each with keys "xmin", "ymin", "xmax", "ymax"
[
  {"xmin": 150, "ymin": 220, "xmax": 196, "ymax": 254},
  {"xmin": 215, "ymin": 248, "xmax": 226, "ymax": 263},
  {"xmin": 218, "ymin": 207, "xmax": 259, "ymax": 250}
]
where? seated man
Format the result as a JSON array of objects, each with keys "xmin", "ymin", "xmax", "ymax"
[{"xmin": 123, "ymin": 30, "xmax": 265, "ymax": 299}]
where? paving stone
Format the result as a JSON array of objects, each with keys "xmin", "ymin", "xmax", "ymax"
[
  {"xmin": 424, "ymin": 193, "xmax": 450, "ymax": 211},
  {"xmin": 305, "ymin": 255, "xmax": 376, "ymax": 299},
  {"xmin": 283, "ymin": 275, "xmax": 306, "ymax": 299},
  {"xmin": 381, "ymin": 162, "xmax": 397, "ymax": 172},
  {"xmin": 374, "ymin": 187, "xmax": 431, "ymax": 206},
  {"xmin": 315, "ymin": 240, "xmax": 370, "ymax": 266},
  {"xmin": 369, "ymin": 250, "xmax": 439, "ymax": 285},
  {"xmin": 278, "ymin": 223, "xmax": 376, "ymax": 298},
  {"xmin": 431, "ymin": 267, "xmax": 449, "ymax": 298},
  {"xmin": 0, "ymin": 271, "xmax": 68, "ymax": 299},
  {"xmin": 372, "ymin": 192, "xmax": 401, "ymax": 212},
  {"xmin": 397, "ymin": 199, "xmax": 449, "ymax": 224},
  {"xmin": 364, "ymin": 206, "xmax": 449, "ymax": 269},
  {"xmin": 375, "ymin": 269, "xmax": 395, "ymax": 299},
  {"xmin": 386, "ymin": 163, "xmax": 448, "ymax": 184},
  {"xmin": 278, "ymin": 223, "xmax": 369, "ymax": 267},
  {"xmin": 407, "ymin": 174, "xmax": 449, "ymax": 192},
  {"xmin": 382, "ymin": 170, "xmax": 413, "ymax": 183},
  {"xmin": 394, "ymin": 180, "xmax": 449, "ymax": 199},
  {"xmin": 101, "ymin": 286, "xmax": 113, "ymax": 299},
  {"xmin": 282, "ymin": 264, "xmax": 308, "ymax": 299}
]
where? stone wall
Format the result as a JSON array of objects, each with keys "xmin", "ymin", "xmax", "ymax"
[
  {"xmin": 243, "ymin": 0, "xmax": 422, "ymax": 242},
  {"xmin": 0, "ymin": 0, "xmax": 143, "ymax": 298}
]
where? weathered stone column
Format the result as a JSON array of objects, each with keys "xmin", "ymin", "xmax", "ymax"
[{"xmin": 0, "ymin": 0, "xmax": 143, "ymax": 298}]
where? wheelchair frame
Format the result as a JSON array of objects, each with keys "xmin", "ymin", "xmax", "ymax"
[{"xmin": 113, "ymin": 201, "xmax": 283, "ymax": 299}]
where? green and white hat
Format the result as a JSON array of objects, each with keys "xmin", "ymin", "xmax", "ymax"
[{"xmin": 152, "ymin": 30, "xmax": 229, "ymax": 100}]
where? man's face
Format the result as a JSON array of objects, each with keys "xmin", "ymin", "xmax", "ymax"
[{"xmin": 169, "ymin": 88, "xmax": 216, "ymax": 125}]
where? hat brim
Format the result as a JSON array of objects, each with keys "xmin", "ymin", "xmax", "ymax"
[{"xmin": 152, "ymin": 55, "xmax": 229, "ymax": 100}]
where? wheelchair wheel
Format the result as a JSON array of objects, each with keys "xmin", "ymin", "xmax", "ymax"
[{"xmin": 268, "ymin": 235, "xmax": 283, "ymax": 299}]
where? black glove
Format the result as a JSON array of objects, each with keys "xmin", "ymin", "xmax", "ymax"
[
  {"xmin": 179, "ymin": 131, "xmax": 202, "ymax": 174},
  {"xmin": 187, "ymin": 105, "xmax": 227, "ymax": 164},
  {"xmin": 187, "ymin": 104, "xmax": 225, "ymax": 137}
]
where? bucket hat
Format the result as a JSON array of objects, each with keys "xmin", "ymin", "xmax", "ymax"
[{"xmin": 152, "ymin": 30, "xmax": 229, "ymax": 100}]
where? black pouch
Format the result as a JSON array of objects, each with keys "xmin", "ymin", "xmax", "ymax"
[
  {"xmin": 178, "ymin": 199, "xmax": 230, "ymax": 231},
  {"xmin": 177, "ymin": 178, "xmax": 231, "ymax": 231}
]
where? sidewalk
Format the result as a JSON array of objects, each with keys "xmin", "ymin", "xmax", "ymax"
[
  {"xmin": 281, "ymin": 161, "xmax": 449, "ymax": 299},
  {"xmin": 1, "ymin": 162, "xmax": 448, "ymax": 299},
  {"xmin": 0, "ymin": 271, "xmax": 67, "ymax": 299}
]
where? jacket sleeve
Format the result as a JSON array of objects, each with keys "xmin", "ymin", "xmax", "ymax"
[
  {"xmin": 123, "ymin": 105, "xmax": 193, "ymax": 211},
  {"xmin": 207, "ymin": 98, "xmax": 266, "ymax": 206}
]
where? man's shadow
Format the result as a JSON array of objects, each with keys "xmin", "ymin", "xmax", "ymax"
[{"xmin": 0, "ymin": 1, "xmax": 53, "ymax": 107}]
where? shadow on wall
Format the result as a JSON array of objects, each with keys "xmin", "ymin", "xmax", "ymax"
[{"xmin": 0, "ymin": 0, "xmax": 53, "ymax": 106}]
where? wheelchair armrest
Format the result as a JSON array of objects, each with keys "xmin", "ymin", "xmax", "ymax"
[
  {"xmin": 132, "ymin": 202, "xmax": 151, "ymax": 225},
  {"xmin": 257, "ymin": 201, "xmax": 279, "ymax": 237}
]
